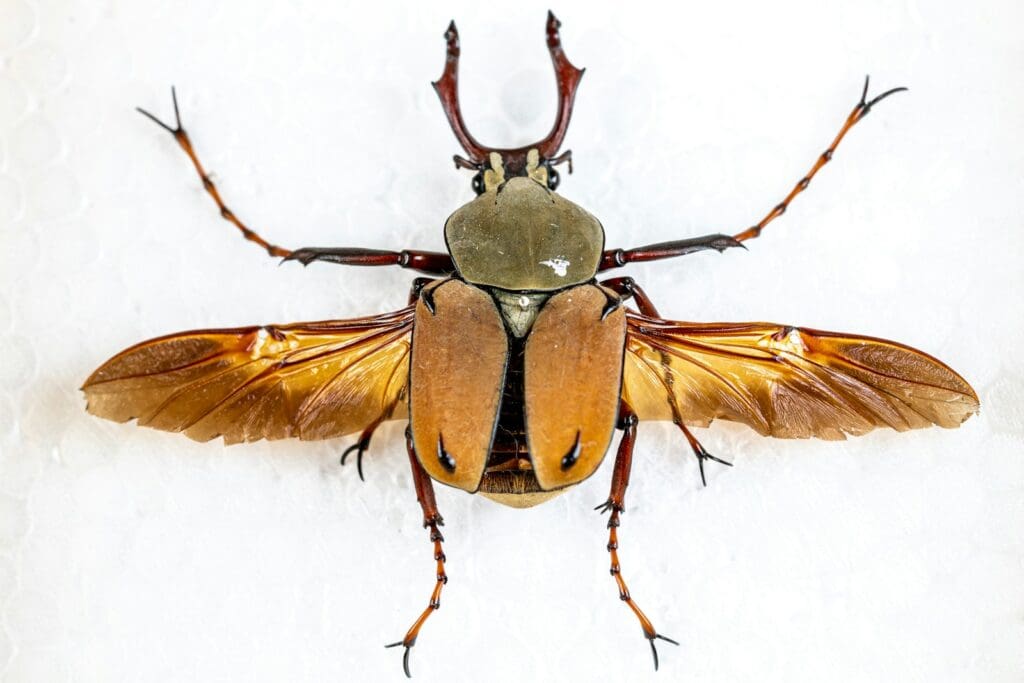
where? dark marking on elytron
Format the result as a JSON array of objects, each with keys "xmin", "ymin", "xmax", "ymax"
[
  {"xmin": 436, "ymin": 433, "xmax": 456, "ymax": 472},
  {"xmin": 421, "ymin": 286, "xmax": 438, "ymax": 315},
  {"xmin": 560, "ymin": 431, "xmax": 582, "ymax": 470}
]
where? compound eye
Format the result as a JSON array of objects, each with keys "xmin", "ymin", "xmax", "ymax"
[
  {"xmin": 471, "ymin": 171, "xmax": 485, "ymax": 196},
  {"xmin": 547, "ymin": 166, "xmax": 560, "ymax": 191}
]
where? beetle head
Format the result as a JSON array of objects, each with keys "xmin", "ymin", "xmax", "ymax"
[{"xmin": 433, "ymin": 12, "xmax": 582, "ymax": 195}]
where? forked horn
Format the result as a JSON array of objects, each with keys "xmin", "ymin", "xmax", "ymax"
[{"xmin": 432, "ymin": 11, "xmax": 585, "ymax": 175}]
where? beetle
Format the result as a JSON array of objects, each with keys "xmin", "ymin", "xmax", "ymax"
[{"xmin": 82, "ymin": 12, "xmax": 979, "ymax": 677}]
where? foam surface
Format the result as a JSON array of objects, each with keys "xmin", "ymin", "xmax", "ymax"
[{"xmin": 2, "ymin": 1, "xmax": 1022, "ymax": 681}]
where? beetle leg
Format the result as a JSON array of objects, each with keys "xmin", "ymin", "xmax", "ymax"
[
  {"xmin": 605, "ymin": 275, "xmax": 706, "ymax": 503},
  {"xmin": 594, "ymin": 402, "xmax": 678, "ymax": 671},
  {"xmin": 676, "ymin": 422, "xmax": 732, "ymax": 487},
  {"xmin": 137, "ymin": 87, "xmax": 291, "ymax": 258},
  {"xmin": 732, "ymin": 76, "xmax": 907, "ymax": 244},
  {"xmin": 386, "ymin": 427, "xmax": 448, "ymax": 678},
  {"xmin": 599, "ymin": 76, "xmax": 907, "ymax": 270},
  {"xmin": 137, "ymin": 88, "xmax": 454, "ymax": 274},
  {"xmin": 601, "ymin": 278, "xmax": 729, "ymax": 488},
  {"xmin": 408, "ymin": 277, "xmax": 436, "ymax": 305},
  {"xmin": 599, "ymin": 276, "xmax": 661, "ymax": 318},
  {"xmin": 603, "ymin": 275, "xmax": 734, "ymax": 485},
  {"xmin": 599, "ymin": 234, "xmax": 745, "ymax": 271},
  {"xmin": 339, "ymin": 417, "xmax": 384, "ymax": 482},
  {"xmin": 282, "ymin": 248, "xmax": 453, "ymax": 275}
]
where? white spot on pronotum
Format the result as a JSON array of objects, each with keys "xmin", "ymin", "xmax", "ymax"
[{"xmin": 540, "ymin": 258, "xmax": 570, "ymax": 277}]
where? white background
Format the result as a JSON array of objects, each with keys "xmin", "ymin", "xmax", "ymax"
[{"xmin": 1, "ymin": 1, "xmax": 1022, "ymax": 681}]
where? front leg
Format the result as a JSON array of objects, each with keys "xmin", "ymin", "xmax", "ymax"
[
  {"xmin": 386, "ymin": 427, "xmax": 449, "ymax": 678},
  {"xmin": 282, "ymin": 247, "xmax": 453, "ymax": 275},
  {"xmin": 595, "ymin": 401, "xmax": 678, "ymax": 670},
  {"xmin": 599, "ymin": 234, "xmax": 744, "ymax": 271},
  {"xmin": 599, "ymin": 77, "xmax": 906, "ymax": 271},
  {"xmin": 138, "ymin": 88, "xmax": 454, "ymax": 275}
]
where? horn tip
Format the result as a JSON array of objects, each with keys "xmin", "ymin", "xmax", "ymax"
[
  {"xmin": 444, "ymin": 20, "xmax": 458, "ymax": 42},
  {"xmin": 547, "ymin": 10, "xmax": 562, "ymax": 34}
]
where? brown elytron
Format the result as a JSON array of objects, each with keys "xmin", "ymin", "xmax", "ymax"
[
  {"xmin": 83, "ymin": 12, "xmax": 979, "ymax": 678},
  {"xmin": 525, "ymin": 284, "xmax": 626, "ymax": 490},
  {"xmin": 409, "ymin": 279, "xmax": 508, "ymax": 492}
]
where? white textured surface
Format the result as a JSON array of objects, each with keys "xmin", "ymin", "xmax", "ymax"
[{"xmin": 2, "ymin": 1, "xmax": 1022, "ymax": 681}]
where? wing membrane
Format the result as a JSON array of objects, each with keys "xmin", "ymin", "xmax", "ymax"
[
  {"xmin": 623, "ymin": 314, "xmax": 978, "ymax": 439},
  {"xmin": 82, "ymin": 307, "xmax": 414, "ymax": 443}
]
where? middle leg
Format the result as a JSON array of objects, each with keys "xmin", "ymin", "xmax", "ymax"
[
  {"xmin": 338, "ymin": 277, "xmax": 437, "ymax": 481},
  {"xmin": 677, "ymin": 421, "xmax": 732, "ymax": 487},
  {"xmin": 602, "ymin": 277, "xmax": 733, "ymax": 486},
  {"xmin": 600, "ymin": 276, "xmax": 661, "ymax": 318}
]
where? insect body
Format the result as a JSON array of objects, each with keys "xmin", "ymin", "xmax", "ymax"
[{"xmin": 82, "ymin": 13, "xmax": 979, "ymax": 677}]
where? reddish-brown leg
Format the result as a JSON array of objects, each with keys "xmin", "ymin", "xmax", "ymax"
[
  {"xmin": 595, "ymin": 402, "xmax": 678, "ymax": 671},
  {"xmin": 283, "ymin": 247, "xmax": 453, "ymax": 274},
  {"xmin": 340, "ymin": 277, "xmax": 437, "ymax": 481},
  {"xmin": 677, "ymin": 421, "xmax": 732, "ymax": 487},
  {"xmin": 386, "ymin": 427, "xmax": 447, "ymax": 678},
  {"xmin": 599, "ymin": 234, "xmax": 745, "ymax": 271},
  {"xmin": 600, "ymin": 277, "xmax": 732, "ymax": 486},
  {"xmin": 339, "ymin": 418, "xmax": 382, "ymax": 482},
  {"xmin": 407, "ymin": 277, "xmax": 437, "ymax": 306},
  {"xmin": 599, "ymin": 77, "xmax": 907, "ymax": 270},
  {"xmin": 136, "ymin": 88, "xmax": 454, "ymax": 274},
  {"xmin": 599, "ymin": 276, "xmax": 661, "ymax": 318}
]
